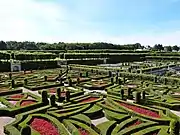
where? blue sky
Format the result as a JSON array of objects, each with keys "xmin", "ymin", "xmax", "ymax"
[{"xmin": 0, "ymin": 0, "xmax": 180, "ymax": 45}]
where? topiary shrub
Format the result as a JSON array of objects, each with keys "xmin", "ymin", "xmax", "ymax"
[
  {"xmin": 121, "ymin": 89, "xmax": 124, "ymax": 99},
  {"xmin": 68, "ymin": 78, "xmax": 72, "ymax": 87},
  {"xmin": 66, "ymin": 91, "xmax": 70, "ymax": 102},
  {"xmin": 111, "ymin": 78, "xmax": 114, "ymax": 84},
  {"xmin": 85, "ymin": 71, "xmax": 89, "ymax": 77},
  {"xmin": 127, "ymin": 88, "xmax": 133, "ymax": 99},
  {"xmin": 79, "ymin": 73, "xmax": 82, "ymax": 77},
  {"xmin": 135, "ymin": 92, "xmax": 141, "ymax": 104},
  {"xmin": 9, "ymin": 73, "xmax": 12, "ymax": 80},
  {"xmin": 24, "ymin": 79, "xmax": 27, "ymax": 85},
  {"xmin": 21, "ymin": 125, "xmax": 31, "ymax": 135},
  {"xmin": 44, "ymin": 76, "xmax": 47, "ymax": 81},
  {"xmin": 154, "ymin": 76, "xmax": 157, "ymax": 83},
  {"xmin": 50, "ymin": 95, "xmax": 56, "ymax": 106},
  {"xmin": 108, "ymin": 71, "xmax": 112, "ymax": 77},
  {"xmin": 77, "ymin": 77, "xmax": 80, "ymax": 84},
  {"xmin": 118, "ymin": 79, "xmax": 122, "ymax": 85},
  {"xmin": 142, "ymin": 91, "xmax": 146, "ymax": 100},
  {"xmin": 57, "ymin": 88, "xmax": 61, "ymax": 100},
  {"xmin": 42, "ymin": 91, "xmax": 49, "ymax": 105},
  {"xmin": 11, "ymin": 79, "xmax": 15, "ymax": 88},
  {"xmin": 115, "ymin": 76, "xmax": 118, "ymax": 84}
]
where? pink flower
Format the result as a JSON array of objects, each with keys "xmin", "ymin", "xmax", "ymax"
[
  {"xmin": 20, "ymin": 100, "xmax": 36, "ymax": 106},
  {"xmin": 78, "ymin": 128, "xmax": 89, "ymax": 135}
]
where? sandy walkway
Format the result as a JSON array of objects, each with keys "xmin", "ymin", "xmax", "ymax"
[{"xmin": 0, "ymin": 117, "xmax": 15, "ymax": 135}]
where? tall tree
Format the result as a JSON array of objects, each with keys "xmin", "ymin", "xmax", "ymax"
[
  {"xmin": 172, "ymin": 45, "xmax": 179, "ymax": 52},
  {"xmin": 0, "ymin": 41, "xmax": 7, "ymax": 50}
]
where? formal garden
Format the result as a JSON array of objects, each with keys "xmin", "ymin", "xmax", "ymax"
[{"xmin": 0, "ymin": 61, "xmax": 180, "ymax": 135}]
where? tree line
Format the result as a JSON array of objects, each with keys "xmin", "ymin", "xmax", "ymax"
[{"xmin": 0, "ymin": 41, "xmax": 179, "ymax": 51}]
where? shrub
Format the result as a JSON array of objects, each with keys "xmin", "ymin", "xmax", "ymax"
[
  {"xmin": 21, "ymin": 125, "xmax": 31, "ymax": 135},
  {"xmin": 108, "ymin": 71, "xmax": 112, "ymax": 77},
  {"xmin": 57, "ymin": 88, "xmax": 61, "ymax": 100},
  {"xmin": 68, "ymin": 78, "xmax": 72, "ymax": 87},
  {"xmin": 118, "ymin": 79, "xmax": 122, "ymax": 85},
  {"xmin": 66, "ymin": 91, "xmax": 70, "ymax": 102},
  {"xmin": 42, "ymin": 91, "xmax": 49, "ymax": 105},
  {"xmin": 111, "ymin": 78, "xmax": 114, "ymax": 84},
  {"xmin": 170, "ymin": 119, "xmax": 179, "ymax": 135},
  {"xmin": 50, "ymin": 95, "xmax": 56, "ymax": 106},
  {"xmin": 121, "ymin": 89, "xmax": 124, "ymax": 99},
  {"xmin": 24, "ymin": 79, "xmax": 27, "ymax": 85},
  {"xmin": 135, "ymin": 92, "xmax": 141, "ymax": 104},
  {"xmin": 77, "ymin": 77, "xmax": 80, "ymax": 84},
  {"xmin": 44, "ymin": 76, "xmax": 47, "ymax": 81},
  {"xmin": 79, "ymin": 73, "xmax": 82, "ymax": 77},
  {"xmin": 142, "ymin": 91, "xmax": 146, "ymax": 100},
  {"xmin": 9, "ymin": 73, "xmax": 12, "ymax": 80},
  {"xmin": 11, "ymin": 80, "xmax": 15, "ymax": 88}
]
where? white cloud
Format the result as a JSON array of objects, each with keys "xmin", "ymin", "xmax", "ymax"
[{"xmin": 0, "ymin": 0, "xmax": 180, "ymax": 46}]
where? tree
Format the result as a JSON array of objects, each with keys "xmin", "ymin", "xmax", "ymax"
[
  {"xmin": 172, "ymin": 45, "xmax": 179, "ymax": 52},
  {"xmin": 0, "ymin": 41, "xmax": 7, "ymax": 50},
  {"xmin": 165, "ymin": 46, "xmax": 172, "ymax": 52},
  {"xmin": 153, "ymin": 44, "xmax": 164, "ymax": 51}
]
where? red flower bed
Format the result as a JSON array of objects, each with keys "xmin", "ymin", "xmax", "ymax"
[
  {"xmin": 81, "ymin": 97, "xmax": 98, "ymax": 103},
  {"xmin": 119, "ymin": 102, "xmax": 160, "ymax": 118},
  {"xmin": 9, "ymin": 94, "xmax": 24, "ymax": 99},
  {"xmin": 78, "ymin": 128, "xmax": 89, "ymax": 135},
  {"xmin": 30, "ymin": 118, "xmax": 59, "ymax": 135},
  {"xmin": 20, "ymin": 100, "xmax": 36, "ymax": 107},
  {"xmin": 128, "ymin": 120, "xmax": 142, "ymax": 128}
]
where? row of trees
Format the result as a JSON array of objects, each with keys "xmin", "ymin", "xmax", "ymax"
[
  {"xmin": 0, "ymin": 40, "xmax": 179, "ymax": 51},
  {"xmin": 0, "ymin": 41, "xmax": 144, "ymax": 50}
]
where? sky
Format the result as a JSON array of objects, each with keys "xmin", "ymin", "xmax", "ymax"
[{"xmin": 0, "ymin": 0, "xmax": 180, "ymax": 46}]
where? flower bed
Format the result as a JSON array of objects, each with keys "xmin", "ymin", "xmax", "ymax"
[
  {"xmin": 9, "ymin": 94, "xmax": 24, "ymax": 99},
  {"xmin": 128, "ymin": 120, "xmax": 142, "ymax": 128},
  {"xmin": 49, "ymin": 88, "xmax": 56, "ymax": 93},
  {"xmin": 119, "ymin": 102, "xmax": 160, "ymax": 118},
  {"xmin": 20, "ymin": 100, "xmax": 36, "ymax": 107},
  {"xmin": 30, "ymin": 117, "xmax": 59, "ymax": 135},
  {"xmin": 9, "ymin": 100, "xmax": 18, "ymax": 105},
  {"xmin": 78, "ymin": 128, "xmax": 89, "ymax": 135},
  {"xmin": 81, "ymin": 97, "xmax": 98, "ymax": 103}
]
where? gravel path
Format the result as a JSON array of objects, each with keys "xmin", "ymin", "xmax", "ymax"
[{"xmin": 0, "ymin": 117, "xmax": 15, "ymax": 135}]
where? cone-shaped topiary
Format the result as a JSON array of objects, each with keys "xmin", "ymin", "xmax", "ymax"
[
  {"xmin": 21, "ymin": 125, "xmax": 31, "ymax": 135},
  {"xmin": 42, "ymin": 91, "xmax": 49, "ymax": 105},
  {"xmin": 66, "ymin": 91, "xmax": 70, "ymax": 102},
  {"xmin": 79, "ymin": 73, "xmax": 82, "ymax": 77},
  {"xmin": 85, "ymin": 71, "xmax": 88, "ymax": 77},
  {"xmin": 24, "ymin": 79, "xmax": 27, "ymax": 85},
  {"xmin": 121, "ymin": 89, "xmax": 124, "ymax": 99},
  {"xmin": 68, "ymin": 78, "xmax": 72, "ymax": 86},
  {"xmin": 108, "ymin": 71, "xmax": 112, "ymax": 77},
  {"xmin": 91, "ymin": 69, "xmax": 93, "ymax": 73},
  {"xmin": 118, "ymin": 79, "xmax": 122, "ymax": 85},
  {"xmin": 11, "ymin": 79, "xmax": 15, "ymax": 88},
  {"xmin": 142, "ymin": 91, "xmax": 146, "ymax": 100},
  {"xmin": 77, "ymin": 77, "xmax": 80, "ymax": 84},
  {"xmin": 56, "ymin": 88, "xmax": 61, "ymax": 99},
  {"xmin": 9, "ymin": 73, "xmax": 12, "ymax": 80},
  {"xmin": 44, "ymin": 76, "xmax": 47, "ymax": 81},
  {"xmin": 135, "ymin": 92, "xmax": 141, "ymax": 104},
  {"xmin": 111, "ymin": 78, "xmax": 114, "ymax": 84},
  {"xmin": 115, "ymin": 76, "xmax": 118, "ymax": 84},
  {"xmin": 50, "ymin": 95, "xmax": 56, "ymax": 106}
]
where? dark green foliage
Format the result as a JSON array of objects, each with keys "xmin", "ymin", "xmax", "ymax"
[
  {"xmin": 9, "ymin": 73, "xmax": 12, "ymax": 80},
  {"xmin": 135, "ymin": 92, "xmax": 141, "ymax": 104},
  {"xmin": 91, "ymin": 69, "xmax": 93, "ymax": 73},
  {"xmin": 21, "ymin": 125, "xmax": 31, "ymax": 135},
  {"xmin": 66, "ymin": 91, "xmax": 70, "ymax": 102},
  {"xmin": 44, "ymin": 76, "xmax": 47, "ymax": 81},
  {"xmin": 118, "ymin": 79, "xmax": 122, "ymax": 85},
  {"xmin": 68, "ymin": 78, "xmax": 72, "ymax": 86},
  {"xmin": 115, "ymin": 76, "xmax": 118, "ymax": 84},
  {"xmin": 11, "ymin": 79, "xmax": 15, "ymax": 88},
  {"xmin": 142, "ymin": 91, "xmax": 146, "ymax": 100},
  {"xmin": 50, "ymin": 95, "xmax": 56, "ymax": 106},
  {"xmin": 77, "ymin": 77, "xmax": 80, "ymax": 84},
  {"xmin": 42, "ymin": 91, "xmax": 49, "ymax": 104},
  {"xmin": 85, "ymin": 71, "xmax": 89, "ymax": 77},
  {"xmin": 79, "ymin": 72, "xmax": 82, "ymax": 77},
  {"xmin": 109, "ymin": 71, "xmax": 112, "ymax": 77},
  {"xmin": 154, "ymin": 76, "xmax": 157, "ymax": 83},
  {"xmin": 24, "ymin": 79, "xmax": 27, "ymax": 85},
  {"xmin": 111, "ymin": 78, "xmax": 114, "ymax": 84},
  {"xmin": 121, "ymin": 89, "xmax": 124, "ymax": 99},
  {"xmin": 57, "ymin": 88, "xmax": 61, "ymax": 99}
]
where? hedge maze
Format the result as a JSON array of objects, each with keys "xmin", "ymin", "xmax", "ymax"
[{"xmin": 0, "ymin": 62, "xmax": 180, "ymax": 135}]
